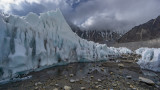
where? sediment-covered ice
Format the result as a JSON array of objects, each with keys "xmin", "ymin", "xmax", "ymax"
[
  {"xmin": 0, "ymin": 9, "xmax": 131, "ymax": 80},
  {"xmin": 136, "ymin": 48, "xmax": 160, "ymax": 72}
]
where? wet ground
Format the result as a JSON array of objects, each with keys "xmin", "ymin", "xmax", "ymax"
[{"xmin": 0, "ymin": 54, "xmax": 160, "ymax": 90}]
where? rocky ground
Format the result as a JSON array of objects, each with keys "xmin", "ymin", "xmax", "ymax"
[{"xmin": 0, "ymin": 54, "xmax": 160, "ymax": 90}]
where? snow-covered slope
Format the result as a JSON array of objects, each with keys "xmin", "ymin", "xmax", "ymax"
[
  {"xmin": 0, "ymin": 9, "xmax": 131, "ymax": 80},
  {"xmin": 136, "ymin": 48, "xmax": 160, "ymax": 72}
]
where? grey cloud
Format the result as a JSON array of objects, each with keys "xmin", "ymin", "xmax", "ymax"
[
  {"xmin": 0, "ymin": 0, "xmax": 160, "ymax": 32},
  {"xmin": 11, "ymin": 1, "xmax": 46, "ymax": 16},
  {"xmin": 71, "ymin": 0, "xmax": 160, "ymax": 32}
]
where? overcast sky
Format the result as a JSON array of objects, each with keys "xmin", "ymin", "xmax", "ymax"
[{"xmin": 0, "ymin": 0, "xmax": 160, "ymax": 32}]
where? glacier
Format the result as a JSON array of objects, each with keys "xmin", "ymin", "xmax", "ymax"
[
  {"xmin": 0, "ymin": 9, "xmax": 132, "ymax": 81},
  {"xmin": 136, "ymin": 48, "xmax": 160, "ymax": 72}
]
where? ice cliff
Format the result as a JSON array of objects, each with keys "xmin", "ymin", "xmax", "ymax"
[
  {"xmin": 0, "ymin": 9, "xmax": 132, "ymax": 80},
  {"xmin": 136, "ymin": 48, "xmax": 160, "ymax": 72}
]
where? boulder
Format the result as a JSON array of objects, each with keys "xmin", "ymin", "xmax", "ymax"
[{"xmin": 139, "ymin": 77, "xmax": 155, "ymax": 85}]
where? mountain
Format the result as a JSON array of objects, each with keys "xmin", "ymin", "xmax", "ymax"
[
  {"xmin": 118, "ymin": 15, "xmax": 160, "ymax": 43},
  {"xmin": 0, "ymin": 9, "xmax": 131, "ymax": 80},
  {"xmin": 69, "ymin": 23, "xmax": 121, "ymax": 44}
]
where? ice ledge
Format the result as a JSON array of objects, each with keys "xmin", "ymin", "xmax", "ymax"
[{"xmin": 136, "ymin": 48, "xmax": 160, "ymax": 72}]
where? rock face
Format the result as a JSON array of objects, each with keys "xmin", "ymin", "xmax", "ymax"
[
  {"xmin": 69, "ymin": 23, "xmax": 121, "ymax": 44},
  {"xmin": 118, "ymin": 15, "xmax": 160, "ymax": 43},
  {"xmin": 74, "ymin": 30, "xmax": 121, "ymax": 44}
]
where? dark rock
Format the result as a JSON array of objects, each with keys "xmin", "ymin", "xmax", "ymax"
[
  {"xmin": 69, "ymin": 22, "xmax": 121, "ymax": 44},
  {"xmin": 126, "ymin": 76, "xmax": 132, "ymax": 79},
  {"xmin": 118, "ymin": 16, "xmax": 160, "ymax": 43}
]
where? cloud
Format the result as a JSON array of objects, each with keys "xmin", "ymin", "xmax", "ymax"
[
  {"xmin": 72, "ymin": 0, "xmax": 160, "ymax": 32},
  {"xmin": 10, "ymin": 2, "xmax": 46, "ymax": 16},
  {"xmin": 0, "ymin": 0, "xmax": 160, "ymax": 32},
  {"xmin": 0, "ymin": 0, "xmax": 41, "ymax": 12}
]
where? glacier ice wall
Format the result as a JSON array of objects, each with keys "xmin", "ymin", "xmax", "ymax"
[
  {"xmin": 136, "ymin": 48, "xmax": 160, "ymax": 72},
  {"xmin": 0, "ymin": 9, "xmax": 132, "ymax": 80}
]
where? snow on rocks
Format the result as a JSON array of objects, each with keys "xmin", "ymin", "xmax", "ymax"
[{"xmin": 135, "ymin": 48, "xmax": 160, "ymax": 72}]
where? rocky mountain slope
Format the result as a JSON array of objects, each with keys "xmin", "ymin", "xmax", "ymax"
[
  {"xmin": 69, "ymin": 23, "xmax": 121, "ymax": 44},
  {"xmin": 118, "ymin": 15, "xmax": 160, "ymax": 43}
]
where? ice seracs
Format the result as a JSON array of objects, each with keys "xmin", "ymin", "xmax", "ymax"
[
  {"xmin": 0, "ymin": 9, "xmax": 131, "ymax": 81},
  {"xmin": 136, "ymin": 48, "xmax": 160, "ymax": 72}
]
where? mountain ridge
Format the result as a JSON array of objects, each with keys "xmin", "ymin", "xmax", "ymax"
[
  {"xmin": 118, "ymin": 15, "xmax": 160, "ymax": 43},
  {"xmin": 69, "ymin": 23, "xmax": 121, "ymax": 44}
]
